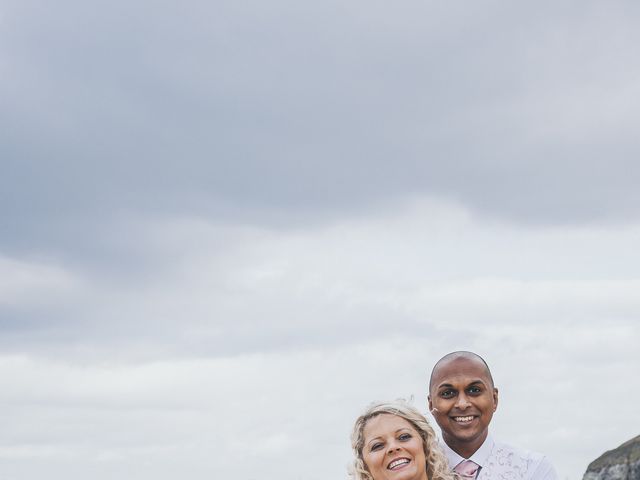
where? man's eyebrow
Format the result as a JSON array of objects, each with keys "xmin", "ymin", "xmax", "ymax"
[
  {"xmin": 436, "ymin": 382, "xmax": 455, "ymax": 389},
  {"xmin": 437, "ymin": 379, "xmax": 486, "ymax": 389},
  {"xmin": 467, "ymin": 380, "xmax": 487, "ymax": 386}
]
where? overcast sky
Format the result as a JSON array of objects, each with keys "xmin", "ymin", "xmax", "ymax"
[{"xmin": 2, "ymin": 1, "xmax": 640, "ymax": 479}]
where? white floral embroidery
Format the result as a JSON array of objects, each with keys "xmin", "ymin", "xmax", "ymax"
[{"xmin": 478, "ymin": 442, "xmax": 544, "ymax": 480}]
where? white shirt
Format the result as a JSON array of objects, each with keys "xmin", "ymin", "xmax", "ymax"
[{"xmin": 441, "ymin": 434, "xmax": 559, "ymax": 480}]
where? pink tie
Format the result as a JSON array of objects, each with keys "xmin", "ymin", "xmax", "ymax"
[{"xmin": 454, "ymin": 460, "xmax": 480, "ymax": 479}]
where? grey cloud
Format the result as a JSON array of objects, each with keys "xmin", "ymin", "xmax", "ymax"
[
  {"xmin": 3, "ymin": 205, "xmax": 639, "ymax": 360},
  {"xmin": 3, "ymin": 0, "xmax": 640, "ymax": 260}
]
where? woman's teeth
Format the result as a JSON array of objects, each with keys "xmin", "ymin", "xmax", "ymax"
[{"xmin": 388, "ymin": 458, "xmax": 410, "ymax": 470}]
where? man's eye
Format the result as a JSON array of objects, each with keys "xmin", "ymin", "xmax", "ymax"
[
  {"xmin": 468, "ymin": 386, "xmax": 482, "ymax": 394},
  {"xmin": 440, "ymin": 389, "xmax": 455, "ymax": 398},
  {"xmin": 371, "ymin": 443, "xmax": 384, "ymax": 451},
  {"xmin": 399, "ymin": 433, "xmax": 412, "ymax": 441}
]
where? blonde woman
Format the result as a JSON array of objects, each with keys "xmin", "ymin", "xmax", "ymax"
[{"xmin": 351, "ymin": 400, "xmax": 458, "ymax": 480}]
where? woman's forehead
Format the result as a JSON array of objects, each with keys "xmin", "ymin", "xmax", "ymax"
[{"xmin": 363, "ymin": 414, "xmax": 414, "ymax": 438}]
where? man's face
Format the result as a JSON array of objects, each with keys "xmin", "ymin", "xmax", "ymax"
[{"xmin": 428, "ymin": 357, "xmax": 498, "ymax": 457}]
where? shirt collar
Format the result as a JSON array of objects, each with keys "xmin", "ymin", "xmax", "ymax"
[{"xmin": 441, "ymin": 434, "xmax": 495, "ymax": 469}]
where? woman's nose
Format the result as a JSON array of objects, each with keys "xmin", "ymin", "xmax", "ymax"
[{"xmin": 387, "ymin": 442, "xmax": 401, "ymax": 454}]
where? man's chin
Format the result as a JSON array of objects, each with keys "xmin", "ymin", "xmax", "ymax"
[
  {"xmin": 448, "ymin": 416, "xmax": 482, "ymax": 432},
  {"xmin": 444, "ymin": 425, "xmax": 487, "ymax": 444}
]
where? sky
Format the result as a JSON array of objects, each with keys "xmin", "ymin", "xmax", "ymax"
[{"xmin": 1, "ymin": 0, "xmax": 640, "ymax": 479}]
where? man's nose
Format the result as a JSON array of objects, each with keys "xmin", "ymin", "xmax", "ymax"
[{"xmin": 455, "ymin": 392, "xmax": 471, "ymax": 408}]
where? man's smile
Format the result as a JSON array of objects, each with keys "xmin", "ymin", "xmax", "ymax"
[{"xmin": 452, "ymin": 415, "xmax": 477, "ymax": 424}]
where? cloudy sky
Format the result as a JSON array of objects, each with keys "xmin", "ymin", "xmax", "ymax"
[{"xmin": 2, "ymin": 1, "xmax": 640, "ymax": 479}]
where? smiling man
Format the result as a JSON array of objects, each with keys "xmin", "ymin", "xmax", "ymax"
[{"xmin": 428, "ymin": 352, "xmax": 558, "ymax": 480}]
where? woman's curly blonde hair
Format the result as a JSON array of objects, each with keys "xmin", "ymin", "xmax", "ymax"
[{"xmin": 350, "ymin": 400, "xmax": 457, "ymax": 480}]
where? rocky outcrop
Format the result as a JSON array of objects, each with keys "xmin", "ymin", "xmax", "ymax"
[{"xmin": 583, "ymin": 435, "xmax": 640, "ymax": 480}]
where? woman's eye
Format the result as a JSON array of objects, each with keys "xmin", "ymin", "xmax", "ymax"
[
  {"xmin": 371, "ymin": 443, "xmax": 384, "ymax": 451},
  {"xmin": 399, "ymin": 433, "xmax": 412, "ymax": 441}
]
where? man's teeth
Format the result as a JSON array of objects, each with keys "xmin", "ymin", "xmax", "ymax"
[
  {"xmin": 388, "ymin": 458, "xmax": 410, "ymax": 470},
  {"xmin": 454, "ymin": 416, "xmax": 474, "ymax": 422}
]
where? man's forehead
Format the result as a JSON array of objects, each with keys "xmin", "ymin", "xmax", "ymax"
[{"xmin": 430, "ymin": 356, "xmax": 492, "ymax": 388}]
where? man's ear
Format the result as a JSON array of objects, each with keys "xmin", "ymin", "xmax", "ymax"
[
  {"xmin": 492, "ymin": 387, "xmax": 499, "ymax": 412},
  {"xmin": 427, "ymin": 395, "xmax": 433, "ymax": 413}
]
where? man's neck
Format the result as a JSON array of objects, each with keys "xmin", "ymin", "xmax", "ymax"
[{"xmin": 443, "ymin": 431, "xmax": 488, "ymax": 459}]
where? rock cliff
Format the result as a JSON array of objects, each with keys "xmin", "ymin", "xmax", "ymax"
[{"xmin": 583, "ymin": 435, "xmax": 640, "ymax": 480}]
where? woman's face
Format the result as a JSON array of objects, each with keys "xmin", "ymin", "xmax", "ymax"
[{"xmin": 362, "ymin": 414, "xmax": 428, "ymax": 480}]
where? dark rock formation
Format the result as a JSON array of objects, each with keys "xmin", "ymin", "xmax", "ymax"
[{"xmin": 583, "ymin": 435, "xmax": 640, "ymax": 480}]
